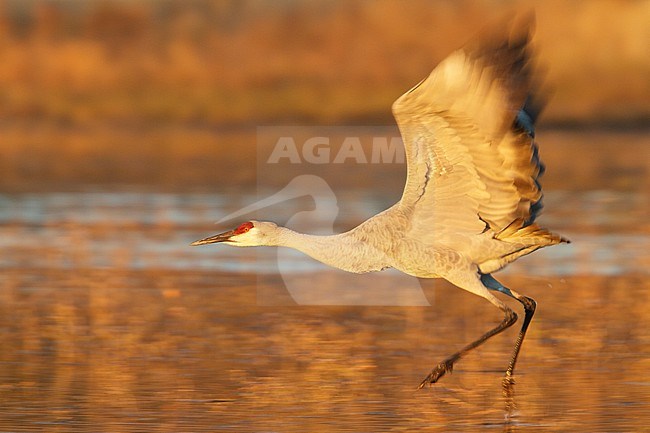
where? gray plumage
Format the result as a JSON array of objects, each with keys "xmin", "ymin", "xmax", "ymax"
[{"xmin": 192, "ymin": 13, "xmax": 568, "ymax": 388}]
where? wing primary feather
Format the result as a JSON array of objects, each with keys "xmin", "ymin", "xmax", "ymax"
[{"xmin": 393, "ymin": 12, "xmax": 556, "ymax": 242}]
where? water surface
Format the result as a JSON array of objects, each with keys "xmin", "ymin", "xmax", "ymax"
[{"xmin": 0, "ymin": 129, "xmax": 649, "ymax": 432}]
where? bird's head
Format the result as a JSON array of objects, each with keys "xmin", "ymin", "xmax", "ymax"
[{"xmin": 191, "ymin": 221, "xmax": 280, "ymax": 247}]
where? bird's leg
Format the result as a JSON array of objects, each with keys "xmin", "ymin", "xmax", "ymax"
[
  {"xmin": 505, "ymin": 291, "xmax": 536, "ymax": 379},
  {"xmin": 480, "ymin": 274, "xmax": 536, "ymax": 382},
  {"xmin": 418, "ymin": 307, "xmax": 517, "ymax": 389},
  {"xmin": 501, "ymin": 292, "xmax": 535, "ymax": 417}
]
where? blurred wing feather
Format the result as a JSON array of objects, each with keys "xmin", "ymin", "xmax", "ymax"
[{"xmin": 392, "ymin": 15, "xmax": 545, "ymax": 241}]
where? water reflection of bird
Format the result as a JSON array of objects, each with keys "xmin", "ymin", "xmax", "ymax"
[{"xmin": 192, "ymin": 13, "xmax": 568, "ymax": 388}]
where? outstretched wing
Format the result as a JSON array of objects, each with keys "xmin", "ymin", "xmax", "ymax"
[{"xmin": 393, "ymin": 14, "xmax": 547, "ymax": 242}]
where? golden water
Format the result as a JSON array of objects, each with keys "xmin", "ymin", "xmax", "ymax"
[{"xmin": 0, "ymin": 129, "xmax": 648, "ymax": 431}]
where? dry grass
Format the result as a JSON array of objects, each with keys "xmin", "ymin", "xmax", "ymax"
[
  {"xmin": 0, "ymin": 1, "xmax": 647, "ymax": 190},
  {"xmin": 0, "ymin": 0, "xmax": 648, "ymax": 125}
]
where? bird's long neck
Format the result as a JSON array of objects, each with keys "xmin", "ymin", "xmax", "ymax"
[{"xmin": 274, "ymin": 227, "xmax": 388, "ymax": 274}]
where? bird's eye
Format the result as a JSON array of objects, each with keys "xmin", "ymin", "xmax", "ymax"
[{"xmin": 234, "ymin": 222, "xmax": 254, "ymax": 234}]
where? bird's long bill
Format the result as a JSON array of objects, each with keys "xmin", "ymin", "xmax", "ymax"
[{"xmin": 190, "ymin": 230, "xmax": 235, "ymax": 246}]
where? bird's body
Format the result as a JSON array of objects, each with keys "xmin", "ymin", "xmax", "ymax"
[{"xmin": 193, "ymin": 13, "xmax": 568, "ymax": 388}]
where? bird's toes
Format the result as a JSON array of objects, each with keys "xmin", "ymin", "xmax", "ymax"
[{"xmin": 417, "ymin": 359, "xmax": 455, "ymax": 389}]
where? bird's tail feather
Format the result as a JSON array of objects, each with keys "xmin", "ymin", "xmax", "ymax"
[
  {"xmin": 495, "ymin": 220, "xmax": 569, "ymax": 245},
  {"xmin": 478, "ymin": 223, "xmax": 568, "ymax": 274}
]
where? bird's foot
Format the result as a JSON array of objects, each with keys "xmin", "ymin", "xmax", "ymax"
[{"xmin": 417, "ymin": 358, "xmax": 455, "ymax": 389}]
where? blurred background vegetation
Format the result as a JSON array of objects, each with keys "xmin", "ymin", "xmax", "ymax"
[
  {"xmin": 1, "ymin": 3, "xmax": 649, "ymax": 428},
  {"xmin": 0, "ymin": 0, "xmax": 648, "ymax": 190}
]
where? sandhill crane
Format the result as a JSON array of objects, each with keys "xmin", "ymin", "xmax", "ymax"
[
  {"xmin": 192, "ymin": 14, "xmax": 569, "ymax": 388},
  {"xmin": 208, "ymin": 175, "xmax": 429, "ymax": 306}
]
